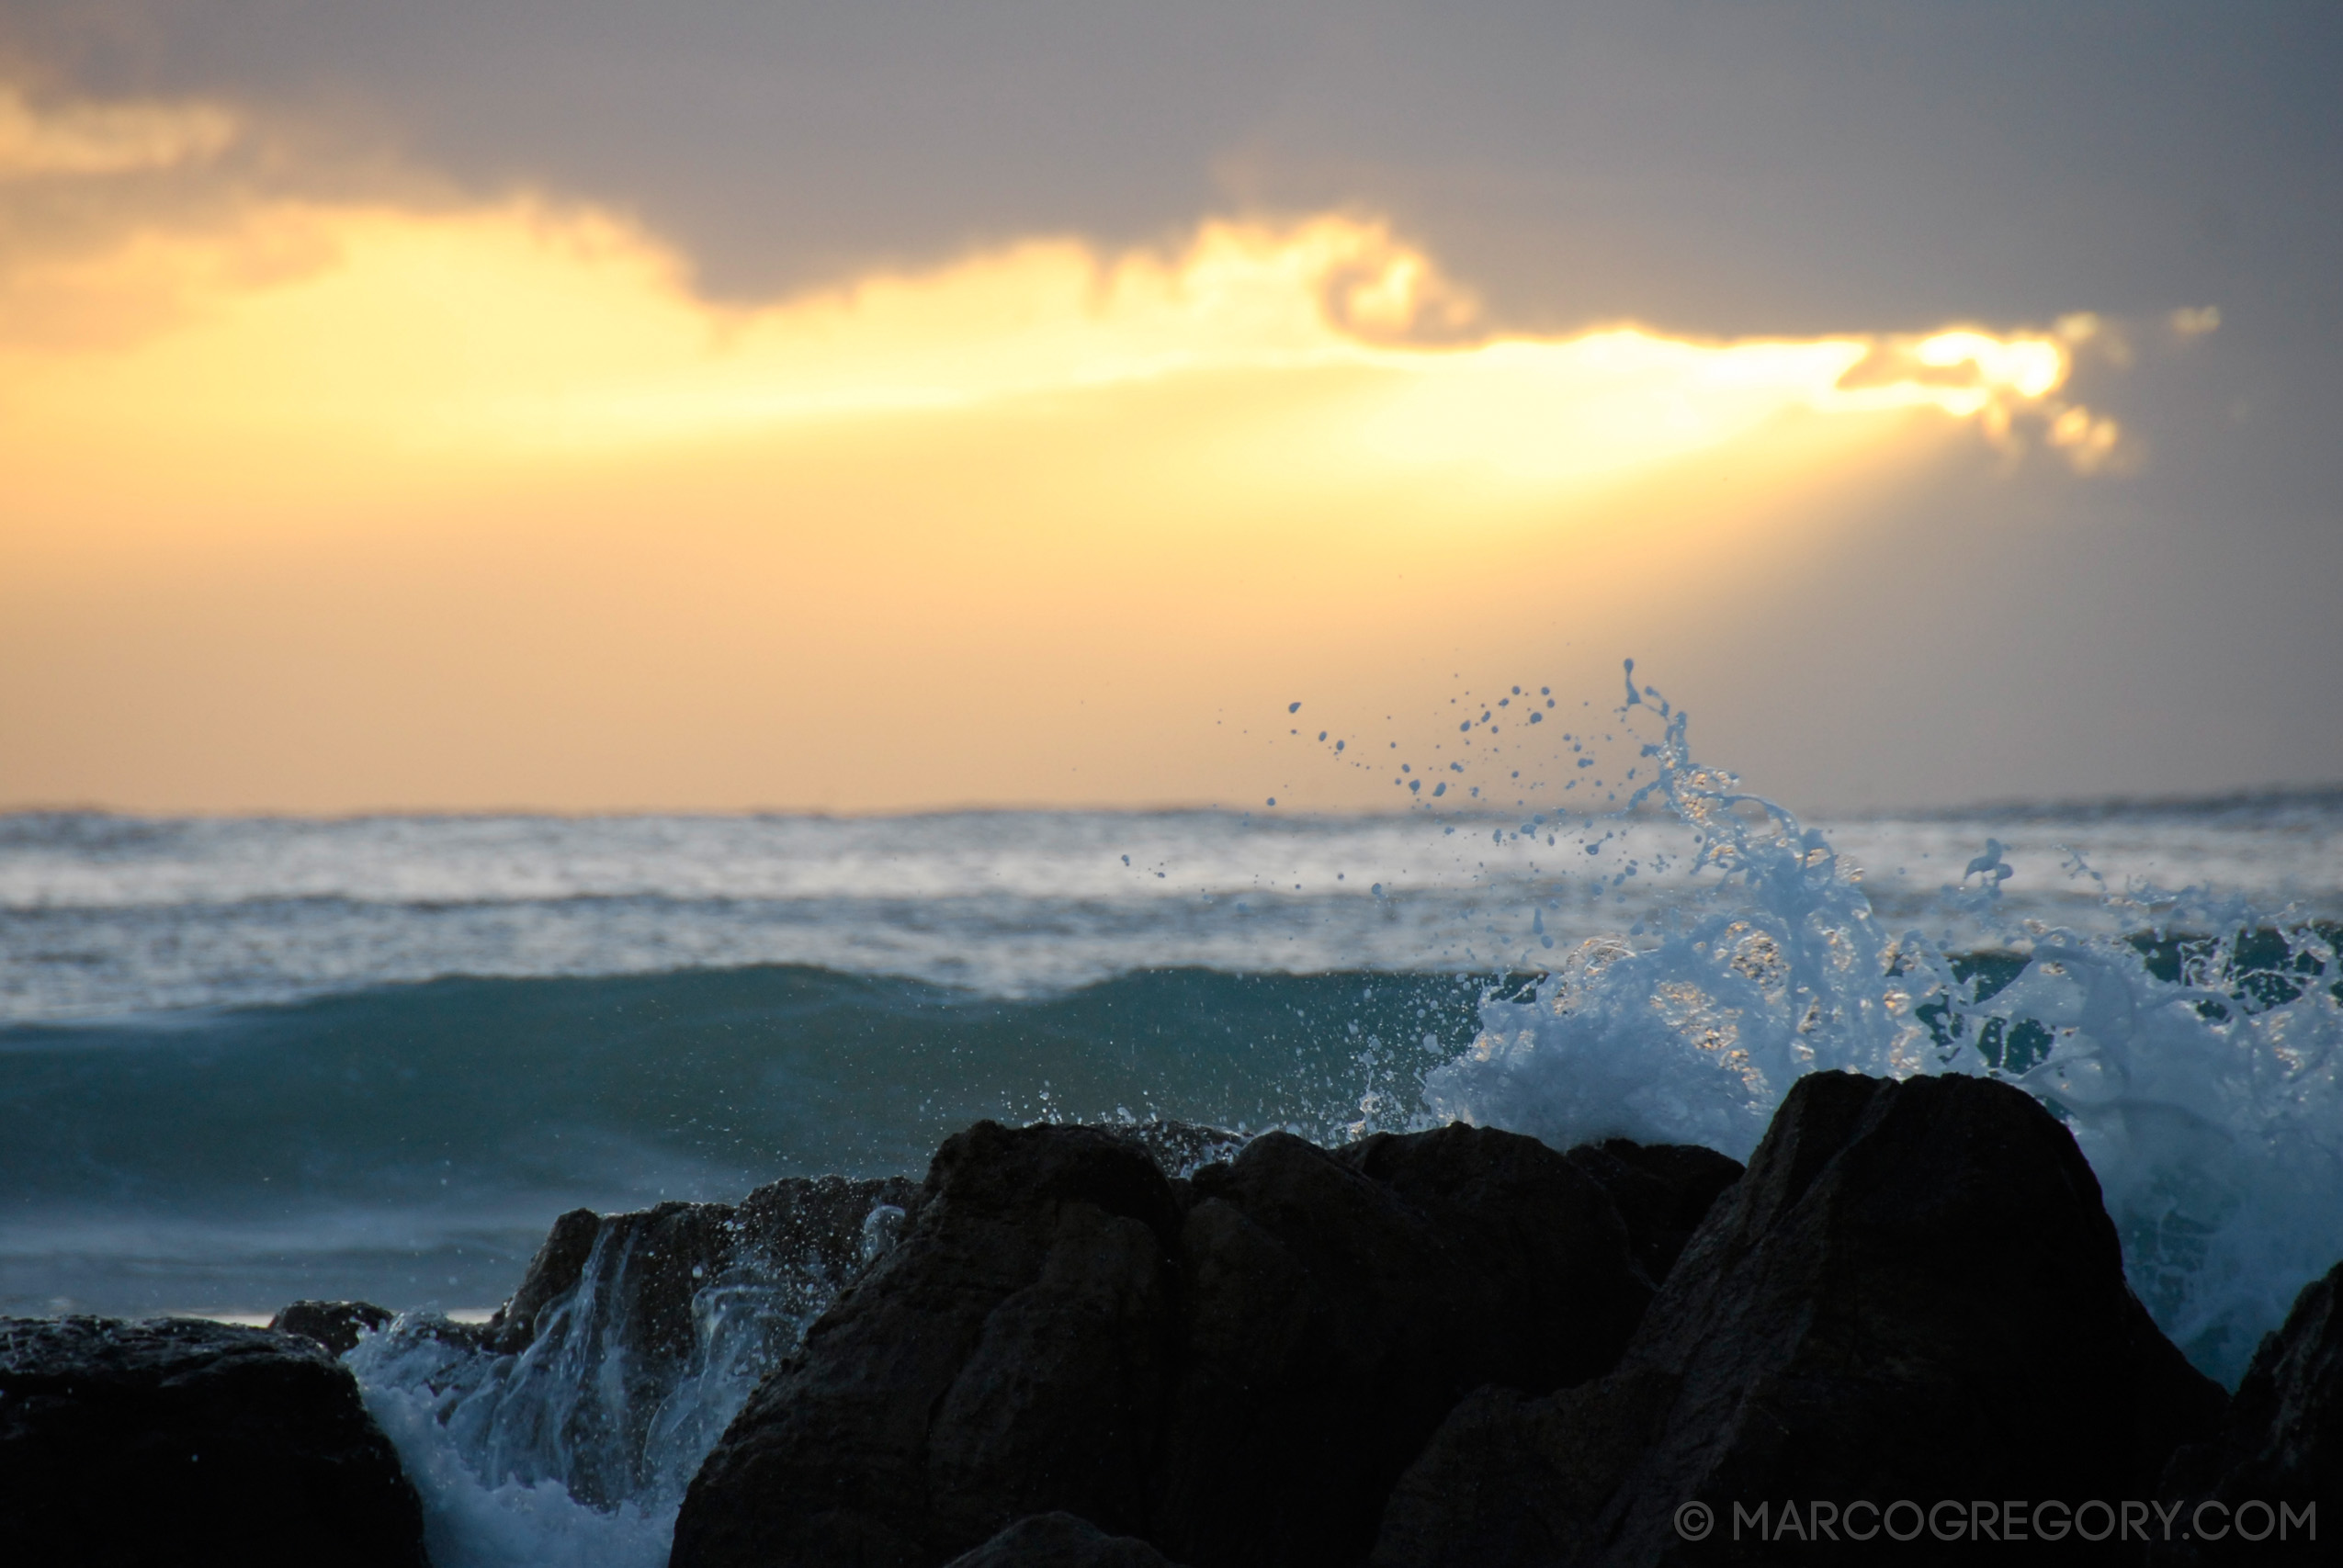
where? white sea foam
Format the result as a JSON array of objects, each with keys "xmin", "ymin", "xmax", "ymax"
[
  {"xmin": 1429, "ymin": 690, "xmax": 2343, "ymax": 1384},
  {"xmin": 347, "ymin": 1211, "xmax": 848, "ymax": 1568}
]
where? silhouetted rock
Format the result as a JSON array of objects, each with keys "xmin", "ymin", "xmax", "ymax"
[
  {"xmin": 673, "ymin": 1122, "xmax": 1186, "ymax": 1568},
  {"xmin": 267, "ymin": 1298, "xmax": 394, "ymax": 1358},
  {"xmin": 673, "ymin": 1118, "xmax": 1678, "ymax": 1568},
  {"xmin": 1110, "ymin": 1119, "xmax": 1252, "ymax": 1178},
  {"xmin": 2157, "ymin": 1258, "xmax": 2341, "ymax": 1563},
  {"xmin": 1373, "ymin": 1071, "xmax": 2228, "ymax": 1568},
  {"xmin": 0, "ymin": 1315, "xmax": 427, "ymax": 1568},
  {"xmin": 1151, "ymin": 1125, "xmax": 1656, "ymax": 1568},
  {"xmin": 460, "ymin": 1173, "xmax": 917, "ymax": 1506},
  {"xmin": 1564, "ymin": 1138, "xmax": 1745, "ymax": 1284},
  {"xmin": 943, "ymin": 1512, "xmax": 1187, "ymax": 1568},
  {"xmin": 486, "ymin": 1174, "xmax": 918, "ymax": 1359},
  {"xmin": 267, "ymin": 1293, "xmax": 395, "ymax": 1359},
  {"xmin": 488, "ymin": 1204, "xmax": 605, "ymax": 1353}
]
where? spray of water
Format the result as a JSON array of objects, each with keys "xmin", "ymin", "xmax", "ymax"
[
  {"xmin": 348, "ymin": 1203, "xmax": 899, "ymax": 1567},
  {"xmin": 1427, "ymin": 677, "xmax": 2343, "ymax": 1384}
]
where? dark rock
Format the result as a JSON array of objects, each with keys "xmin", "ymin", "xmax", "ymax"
[
  {"xmin": 1151, "ymin": 1125, "xmax": 1655, "ymax": 1568},
  {"xmin": 1564, "ymin": 1138, "xmax": 1744, "ymax": 1283},
  {"xmin": 1374, "ymin": 1071, "xmax": 2229, "ymax": 1568},
  {"xmin": 267, "ymin": 1299, "xmax": 394, "ymax": 1358},
  {"xmin": 471, "ymin": 1173, "xmax": 917, "ymax": 1506},
  {"xmin": 943, "ymin": 1512, "xmax": 1186, "ymax": 1568},
  {"xmin": 0, "ymin": 1315, "xmax": 428, "ymax": 1568},
  {"xmin": 673, "ymin": 1118, "xmax": 1670, "ymax": 1568},
  {"xmin": 1103, "ymin": 1120, "xmax": 1251, "ymax": 1179},
  {"xmin": 488, "ymin": 1204, "xmax": 604, "ymax": 1353},
  {"xmin": 2157, "ymin": 1258, "xmax": 2341, "ymax": 1563},
  {"xmin": 673, "ymin": 1122, "xmax": 1185, "ymax": 1568},
  {"xmin": 487, "ymin": 1174, "xmax": 918, "ymax": 1359}
]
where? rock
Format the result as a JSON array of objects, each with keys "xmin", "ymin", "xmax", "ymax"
[
  {"xmin": 1373, "ymin": 1071, "xmax": 2229, "ymax": 1568},
  {"xmin": 1151, "ymin": 1125, "xmax": 1658, "ymax": 1568},
  {"xmin": 2157, "ymin": 1258, "xmax": 2341, "ymax": 1562},
  {"xmin": 268, "ymin": 1299, "xmax": 394, "ymax": 1358},
  {"xmin": 943, "ymin": 1512, "xmax": 1186, "ymax": 1568},
  {"xmin": 486, "ymin": 1174, "xmax": 917, "ymax": 1358},
  {"xmin": 1563, "ymin": 1138, "xmax": 1744, "ymax": 1284},
  {"xmin": 672, "ymin": 1122, "xmax": 1186, "ymax": 1568},
  {"xmin": 0, "ymin": 1315, "xmax": 428, "ymax": 1568},
  {"xmin": 465, "ymin": 1173, "xmax": 918, "ymax": 1506},
  {"xmin": 488, "ymin": 1204, "xmax": 605, "ymax": 1353},
  {"xmin": 673, "ymin": 1118, "xmax": 1680, "ymax": 1568},
  {"xmin": 1104, "ymin": 1120, "xmax": 1251, "ymax": 1179}
]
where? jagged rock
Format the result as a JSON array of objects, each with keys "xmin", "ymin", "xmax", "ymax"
[
  {"xmin": 1373, "ymin": 1071, "xmax": 2229, "ymax": 1568},
  {"xmin": 489, "ymin": 1204, "xmax": 605, "ymax": 1353},
  {"xmin": 673, "ymin": 1122, "xmax": 1187, "ymax": 1568},
  {"xmin": 268, "ymin": 1299, "xmax": 394, "ymax": 1358},
  {"xmin": 459, "ymin": 1173, "xmax": 917, "ymax": 1506},
  {"xmin": 487, "ymin": 1173, "xmax": 919, "ymax": 1358},
  {"xmin": 1151, "ymin": 1125, "xmax": 1658, "ymax": 1568},
  {"xmin": 943, "ymin": 1512, "xmax": 1187, "ymax": 1568},
  {"xmin": 2157, "ymin": 1258, "xmax": 2341, "ymax": 1563},
  {"xmin": 1104, "ymin": 1120, "xmax": 1251, "ymax": 1179},
  {"xmin": 673, "ymin": 1119, "xmax": 1688, "ymax": 1568},
  {"xmin": 0, "ymin": 1315, "xmax": 427, "ymax": 1568}
]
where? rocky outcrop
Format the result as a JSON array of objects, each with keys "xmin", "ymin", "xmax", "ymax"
[
  {"xmin": 0, "ymin": 1315, "xmax": 428, "ymax": 1568},
  {"xmin": 434, "ymin": 1172, "xmax": 919, "ymax": 1507},
  {"xmin": 485, "ymin": 1172, "xmax": 919, "ymax": 1359},
  {"xmin": 943, "ymin": 1512, "xmax": 1188, "ymax": 1568},
  {"xmin": 671, "ymin": 1122, "xmax": 1187, "ymax": 1568},
  {"xmin": 1371, "ymin": 1071, "xmax": 2229, "ymax": 1567},
  {"xmin": 672, "ymin": 1119, "xmax": 1712, "ymax": 1568},
  {"xmin": 1562, "ymin": 1138, "xmax": 1745, "ymax": 1284},
  {"xmin": 1153, "ymin": 1126, "xmax": 1659, "ymax": 1568},
  {"xmin": 2157, "ymin": 1258, "xmax": 2341, "ymax": 1562},
  {"xmin": 268, "ymin": 1298, "xmax": 394, "ymax": 1357}
]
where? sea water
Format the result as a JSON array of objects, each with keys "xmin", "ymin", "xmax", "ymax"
[{"xmin": 4, "ymin": 709, "xmax": 2339, "ymax": 1563}]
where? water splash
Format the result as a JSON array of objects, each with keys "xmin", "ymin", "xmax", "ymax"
[
  {"xmin": 348, "ymin": 1200, "xmax": 881, "ymax": 1568},
  {"xmin": 1426, "ymin": 692, "xmax": 1972, "ymax": 1157},
  {"xmin": 1428, "ymin": 683, "xmax": 2343, "ymax": 1385}
]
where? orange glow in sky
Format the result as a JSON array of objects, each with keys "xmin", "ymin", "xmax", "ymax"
[{"xmin": 0, "ymin": 87, "xmax": 2111, "ymax": 811}]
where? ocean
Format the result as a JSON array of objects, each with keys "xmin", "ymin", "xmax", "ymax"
[{"xmin": 6, "ymin": 732, "xmax": 2340, "ymax": 1564}]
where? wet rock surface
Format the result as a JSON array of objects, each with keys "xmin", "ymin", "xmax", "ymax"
[
  {"xmin": 268, "ymin": 1298, "xmax": 395, "ymax": 1358},
  {"xmin": 2158, "ymin": 1258, "xmax": 2342, "ymax": 1563},
  {"xmin": 379, "ymin": 1170, "xmax": 922, "ymax": 1509},
  {"xmin": 672, "ymin": 1118, "xmax": 1710, "ymax": 1568},
  {"xmin": 1372, "ymin": 1071, "xmax": 2230, "ymax": 1567},
  {"xmin": 485, "ymin": 1172, "xmax": 919, "ymax": 1360},
  {"xmin": 0, "ymin": 1314, "xmax": 427, "ymax": 1568}
]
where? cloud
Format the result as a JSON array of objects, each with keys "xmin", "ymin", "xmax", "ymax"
[
  {"xmin": 0, "ymin": 79, "xmax": 2135, "ymax": 814},
  {"xmin": 1, "ymin": 190, "xmax": 2078, "ymax": 485},
  {"xmin": 0, "ymin": 84, "xmax": 235, "ymax": 178},
  {"xmin": 2169, "ymin": 305, "xmax": 2222, "ymax": 338}
]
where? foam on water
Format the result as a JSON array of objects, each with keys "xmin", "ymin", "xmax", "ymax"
[
  {"xmin": 348, "ymin": 1204, "xmax": 883, "ymax": 1568},
  {"xmin": 1429, "ymin": 688, "xmax": 2343, "ymax": 1384}
]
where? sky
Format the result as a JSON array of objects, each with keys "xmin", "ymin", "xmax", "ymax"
[{"xmin": 2, "ymin": 2, "xmax": 2337, "ymax": 815}]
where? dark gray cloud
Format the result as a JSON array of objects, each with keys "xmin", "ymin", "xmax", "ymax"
[
  {"xmin": 6, "ymin": 3, "xmax": 2331, "ymax": 322},
  {"xmin": 5, "ymin": 0, "xmax": 2338, "ymax": 803}
]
